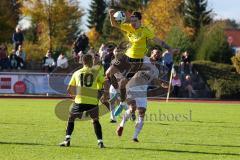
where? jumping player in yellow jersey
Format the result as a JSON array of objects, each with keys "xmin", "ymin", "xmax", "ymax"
[
  {"xmin": 59, "ymin": 54, "xmax": 106, "ymax": 148},
  {"xmin": 106, "ymin": 9, "xmax": 174, "ymax": 116}
]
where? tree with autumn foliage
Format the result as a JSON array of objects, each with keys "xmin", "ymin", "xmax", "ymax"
[
  {"xmin": 87, "ymin": 27, "xmax": 100, "ymax": 46},
  {"xmin": 0, "ymin": 0, "xmax": 21, "ymax": 43},
  {"xmin": 143, "ymin": 0, "xmax": 185, "ymax": 39},
  {"xmin": 20, "ymin": 0, "xmax": 84, "ymax": 53}
]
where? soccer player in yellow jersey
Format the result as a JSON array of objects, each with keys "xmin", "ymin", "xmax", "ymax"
[
  {"xmin": 59, "ymin": 54, "xmax": 105, "ymax": 148},
  {"xmin": 92, "ymin": 53, "xmax": 105, "ymax": 90},
  {"xmin": 106, "ymin": 9, "xmax": 173, "ymax": 116}
]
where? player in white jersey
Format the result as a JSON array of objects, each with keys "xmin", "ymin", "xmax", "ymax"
[{"xmin": 116, "ymin": 49, "xmax": 168, "ymax": 142}]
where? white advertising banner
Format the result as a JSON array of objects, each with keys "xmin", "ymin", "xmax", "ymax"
[{"xmin": 0, "ymin": 73, "xmax": 71, "ymax": 95}]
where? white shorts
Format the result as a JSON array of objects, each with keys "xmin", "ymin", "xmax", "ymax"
[
  {"xmin": 127, "ymin": 85, "xmax": 148, "ymax": 108},
  {"xmin": 134, "ymin": 97, "xmax": 147, "ymax": 108}
]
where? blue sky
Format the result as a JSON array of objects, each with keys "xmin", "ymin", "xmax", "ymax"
[
  {"xmin": 207, "ymin": 0, "xmax": 240, "ymax": 20},
  {"xmin": 80, "ymin": 0, "xmax": 240, "ymax": 31},
  {"xmin": 20, "ymin": 0, "xmax": 240, "ymax": 30}
]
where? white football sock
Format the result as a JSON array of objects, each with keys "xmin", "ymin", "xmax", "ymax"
[
  {"xmin": 119, "ymin": 109, "xmax": 131, "ymax": 127},
  {"xmin": 133, "ymin": 116, "xmax": 144, "ymax": 139},
  {"xmin": 120, "ymin": 101, "xmax": 126, "ymax": 106},
  {"xmin": 66, "ymin": 135, "xmax": 71, "ymax": 139},
  {"xmin": 110, "ymin": 103, "xmax": 116, "ymax": 120}
]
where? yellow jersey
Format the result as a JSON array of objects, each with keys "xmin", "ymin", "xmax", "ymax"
[
  {"xmin": 68, "ymin": 66, "xmax": 105, "ymax": 105},
  {"xmin": 120, "ymin": 23, "xmax": 154, "ymax": 59},
  {"xmin": 92, "ymin": 64, "xmax": 105, "ymax": 90}
]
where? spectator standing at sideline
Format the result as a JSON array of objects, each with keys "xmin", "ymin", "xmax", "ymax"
[
  {"xmin": 102, "ymin": 45, "xmax": 115, "ymax": 72},
  {"xmin": 180, "ymin": 51, "xmax": 192, "ymax": 74},
  {"xmin": 12, "ymin": 26, "xmax": 24, "ymax": 51},
  {"xmin": 162, "ymin": 49, "xmax": 173, "ymax": 71},
  {"xmin": 162, "ymin": 49, "xmax": 179, "ymax": 80},
  {"xmin": 162, "ymin": 49, "xmax": 179, "ymax": 72},
  {"xmin": 72, "ymin": 33, "xmax": 89, "ymax": 62}
]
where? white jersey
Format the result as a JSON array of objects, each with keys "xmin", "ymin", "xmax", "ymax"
[
  {"xmin": 141, "ymin": 56, "xmax": 159, "ymax": 81},
  {"xmin": 127, "ymin": 56, "xmax": 159, "ymax": 90},
  {"xmin": 126, "ymin": 56, "xmax": 159, "ymax": 108}
]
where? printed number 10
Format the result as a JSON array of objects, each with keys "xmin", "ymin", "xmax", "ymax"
[{"xmin": 80, "ymin": 73, "xmax": 94, "ymax": 87}]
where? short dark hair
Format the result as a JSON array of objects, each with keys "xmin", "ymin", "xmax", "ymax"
[
  {"xmin": 151, "ymin": 46, "xmax": 163, "ymax": 52},
  {"xmin": 107, "ymin": 44, "xmax": 115, "ymax": 50},
  {"xmin": 131, "ymin": 11, "xmax": 142, "ymax": 20},
  {"xmin": 82, "ymin": 54, "xmax": 93, "ymax": 67}
]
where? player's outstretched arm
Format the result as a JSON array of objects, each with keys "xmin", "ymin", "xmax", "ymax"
[
  {"xmin": 151, "ymin": 37, "xmax": 171, "ymax": 50},
  {"xmin": 153, "ymin": 79, "xmax": 169, "ymax": 89},
  {"xmin": 109, "ymin": 9, "xmax": 121, "ymax": 28},
  {"xmin": 151, "ymin": 37, "xmax": 180, "ymax": 55}
]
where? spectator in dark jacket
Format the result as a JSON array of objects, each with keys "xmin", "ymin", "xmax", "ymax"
[
  {"xmin": 0, "ymin": 44, "xmax": 10, "ymax": 70},
  {"xmin": 180, "ymin": 51, "xmax": 192, "ymax": 74},
  {"xmin": 103, "ymin": 45, "xmax": 115, "ymax": 72},
  {"xmin": 9, "ymin": 46, "xmax": 25, "ymax": 70},
  {"xmin": 9, "ymin": 50, "xmax": 18, "ymax": 69},
  {"xmin": 183, "ymin": 75, "xmax": 196, "ymax": 98},
  {"xmin": 72, "ymin": 33, "xmax": 89, "ymax": 62},
  {"xmin": 12, "ymin": 26, "xmax": 24, "ymax": 51}
]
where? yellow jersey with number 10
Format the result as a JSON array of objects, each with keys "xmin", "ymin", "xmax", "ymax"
[
  {"xmin": 68, "ymin": 66, "xmax": 104, "ymax": 105},
  {"xmin": 120, "ymin": 23, "xmax": 154, "ymax": 59}
]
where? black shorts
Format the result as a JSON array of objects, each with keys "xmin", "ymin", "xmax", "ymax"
[
  {"xmin": 113, "ymin": 54, "xmax": 143, "ymax": 78},
  {"xmin": 70, "ymin": 103, "xmax": 99, "ymax": 119}
]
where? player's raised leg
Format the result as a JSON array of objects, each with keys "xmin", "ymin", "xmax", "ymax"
[
  {"xmin": 116, "ymin": 100, "xmax": 136, "ymax": 136},
  {"xmin": 114, "ymin": 78, "xmax": 128, "ymax": 116}
]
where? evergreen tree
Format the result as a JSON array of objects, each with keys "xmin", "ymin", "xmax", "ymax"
[
  {"xmin": 87, "ymin": 0, "xmax": 107, "ymax": 33},
  {"xmin": 183, "ymin": 0, "xmax": 212, "ymax": 37},
  {"xmin": 221, "ymin": 19, "xmax": 240, "ymax": 29}
]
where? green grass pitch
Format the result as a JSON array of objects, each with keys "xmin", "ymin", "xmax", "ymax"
[{"xmin": 0, "ymin": 99, "xmax": 239, "ymax": 160}]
